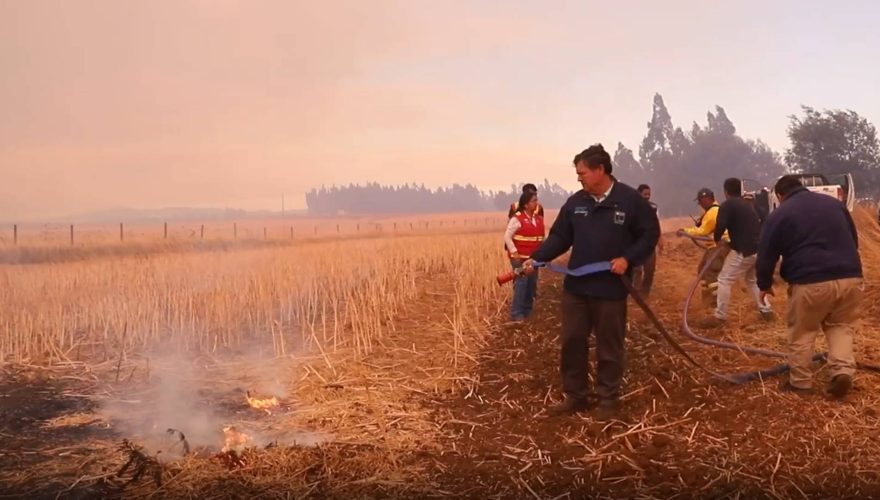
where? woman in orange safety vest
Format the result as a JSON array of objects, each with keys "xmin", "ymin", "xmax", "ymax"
[{"xmin": 503, "ymin": 191, "xmax": 545, "ymax": 321}]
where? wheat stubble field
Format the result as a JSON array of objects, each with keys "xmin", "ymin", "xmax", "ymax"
[{"xmin": 3, "ymin": 210, "xmax": 880, "ymax": 499}]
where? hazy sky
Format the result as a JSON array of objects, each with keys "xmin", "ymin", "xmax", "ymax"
[{"xmin": 2, "ymin": 0, "xmax": 879, "ymax": 220}]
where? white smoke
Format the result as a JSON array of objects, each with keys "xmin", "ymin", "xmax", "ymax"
[{"xmin": 97, "ymin": 343, "xmax": 331, "ymax": 462}]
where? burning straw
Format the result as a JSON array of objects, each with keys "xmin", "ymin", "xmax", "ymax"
[{"xmin": 246, "ymin": 390, "xmax": 280, "ymax": 413}]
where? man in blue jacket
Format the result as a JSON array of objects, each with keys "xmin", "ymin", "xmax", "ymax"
[
  {"xmin": 523, "ymin": 144, "xmax": 660, "ymax": 419},
  {"xmin": 756, "ymin": 175, "xmax": 863, "ymax": 398}
]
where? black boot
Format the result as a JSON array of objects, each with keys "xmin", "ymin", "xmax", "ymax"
[
  {"xmin": 827, "ymin": 374, "xmax": 853, "ymax": 399},
  {"xmin": 593, "ymin": 399, "xmax": 621, "ymax": 421},
  {"xmin": 547, "ymin": 397, "xmax": 590, "ymax": 416}
]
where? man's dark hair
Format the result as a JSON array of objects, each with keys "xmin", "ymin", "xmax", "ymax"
[
  {"xmin": 522, "ymin": 183, "xmax": 537, "ymax": 193},
  {"xmin": 573, "ymin": 144, "xmax": 613, "ymax": 175},
  {"xmin": 723, "ymin": 178, "xmax": 742, "ymax": 197},
  {"xmin": 774, "ymin": 175, "xmax": 804, "ymax": 198},
  {"xmin": 516, "ymin": 191, "xmax": 537, "ymax": 213},
  {"xmin": 637, "ymin": 184, "xmax": 650, "ymax": 193}
]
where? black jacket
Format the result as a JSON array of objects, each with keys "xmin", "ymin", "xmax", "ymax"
[
  {"xmin": 756, "ymin": 187, "xmax": 862, "ymax": 291},
  {"xmin": 714, "ymin": 196, "xmax": 761, "ymax": 256},
  {"xmin": 531, "ymin": 181, "xmax": 661, "ymax": 300}
]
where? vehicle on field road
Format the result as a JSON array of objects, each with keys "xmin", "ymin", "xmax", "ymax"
[{"xmin": 743, "ymin": 172, "xmax": 855, "ymax": 222}]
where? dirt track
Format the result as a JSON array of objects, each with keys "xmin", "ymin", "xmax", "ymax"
[
  {"xmin": 3, "ymin": 233, "xmax": 880, "ymax": 499},
  {"xmin": 429, "ymin": 238, "xmax": 880, "ymax": 498}
]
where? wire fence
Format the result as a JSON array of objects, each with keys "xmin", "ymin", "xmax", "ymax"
[{"xmin": 1, "ymin": 214, "xmax": 532, "ymax": 248}]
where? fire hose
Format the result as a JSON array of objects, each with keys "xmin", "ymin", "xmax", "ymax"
[
  {"xmin": 680, "ymin": 238, "xmax": 824, "ymax": 382},
  {"xmin": 681, "ymin": 235, "xmax": 880, "ymax": 380},
  {"xmin": 677, "ymin": 234, "xmax": 794, "ymax": 358}
]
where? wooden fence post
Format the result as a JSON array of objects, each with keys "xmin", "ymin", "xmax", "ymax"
[
  {"xmin": 234, "ymin": 223, "xmax": 237, "ymax": 239},
  {"xmin": 119, "ymin": 223, "xmax": 124, "ymax": 242},
  {"xmin": 290, "ymin": 226, "xmax": 294, "ymax": 240},
  {"xmin": 164, "ymin": 222, "xmax": 168, "ymax": 239},
  {"xmin": 70, "ymin": 225, "xmax": 74, "ymax": 245},
  {"xmin": 13, "ymin": 224, "xmax": 17, "ymax": 246},
  {"xmin": 200, "ymin": 224, "xmax": 205, "ymax": 239}
]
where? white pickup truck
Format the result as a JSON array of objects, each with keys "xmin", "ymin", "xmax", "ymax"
[{"xmin": 743, "ymin": 172, "xmax": 855, "ymax": 222}]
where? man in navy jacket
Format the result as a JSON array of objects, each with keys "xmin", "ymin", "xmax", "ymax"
[
  {"xmin": 756, "ymin": 175, "xmax": 863, "ymax": 398},
  {"xmin": 523, "ymin": 144, "xmax": 660, "ymax": 419}
]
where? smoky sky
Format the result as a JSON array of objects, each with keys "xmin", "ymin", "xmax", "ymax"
[{"xmin": 2, "ymin": 0, "xmax": 879, "ymax": 220}]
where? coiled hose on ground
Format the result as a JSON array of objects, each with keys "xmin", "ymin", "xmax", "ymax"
[{"xmin": 680, "ymin": 236, "xmax": 880, "ymax": 383}]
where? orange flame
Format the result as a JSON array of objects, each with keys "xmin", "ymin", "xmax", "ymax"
[
  {"xmin": 246, "ymin": 391, "xmax": 280, "ymax": 413},
  {"xmin": 222, "ymin": 425, "xmax": 252, "ymax": 452}
]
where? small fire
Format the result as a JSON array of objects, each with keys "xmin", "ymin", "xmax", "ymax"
[
  {"xmin": 246, "ymin": 391, "xmax": 280, "ymax": 413},
  {"xmin": 221, "ymin": 425, "xmax": 252, "ymax": 452}
]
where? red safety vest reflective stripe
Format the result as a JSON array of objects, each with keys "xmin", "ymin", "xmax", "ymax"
[{"xmin": 511, "ymin": 211, "xmax": 545, "ymax": 257}]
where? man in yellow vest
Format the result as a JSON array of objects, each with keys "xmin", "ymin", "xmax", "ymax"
[{"xmin": 676, "ymin": 188, "xmax": 730, "ymax": 290}]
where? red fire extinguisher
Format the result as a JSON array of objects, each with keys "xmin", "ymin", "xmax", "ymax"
[{"xmin": 496, "ymin": 267, "xmax": 524, "ymax": 286}]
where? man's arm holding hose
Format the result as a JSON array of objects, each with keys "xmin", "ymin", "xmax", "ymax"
[
  {"xmin": 679, "ymin": 206, "xmax": 717, "ymax": 237},
  {"xmin": 756, "ymin": 212, "xmax": 783, "ymax": 299},
  {"xmin": 523, "ymin": 203, "xmax": 573, "ymax": 269}
]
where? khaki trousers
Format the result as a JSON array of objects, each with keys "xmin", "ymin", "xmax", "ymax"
[{"xmin": 787, "ymin": 277, "xmax": 863, "ymax": 389}]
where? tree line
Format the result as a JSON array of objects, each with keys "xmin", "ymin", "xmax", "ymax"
[
  {"xmin": 304, "ymin": 181, "xmax": 575, "ymax": 216},
  {"xmin": 306, "ymin": 95, "xmax": 880, "ymax": 216},
  {"xmin": 615, "ymin": 94, "xmax": 787, "ymax": 215}
]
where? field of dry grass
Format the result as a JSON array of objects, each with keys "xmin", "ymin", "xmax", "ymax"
[
  {"xmin": 0, "ymin": 232, "xmax": 506, "ymax": 362},
  {"xmin": 3, "ymin": 208, "xmax": 880, "ymax": 498}
]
